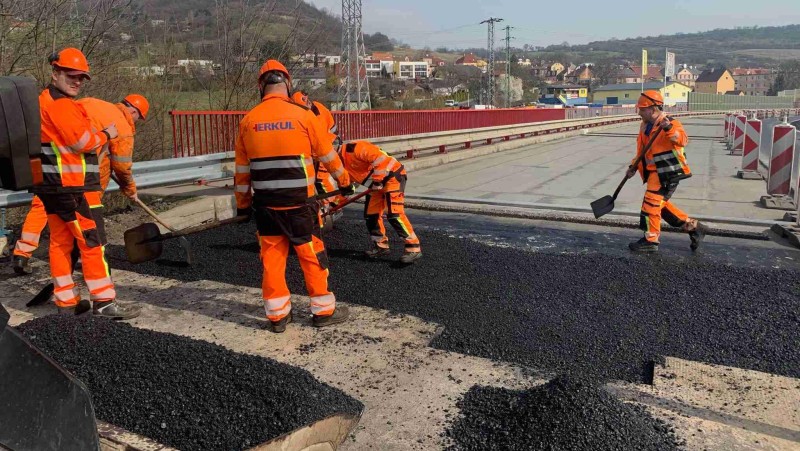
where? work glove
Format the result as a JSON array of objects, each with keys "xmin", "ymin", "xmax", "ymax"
[
  {"xmin": 237, "ymin": 207, "xmax": 253, "ymax": 223},
  {"xmin": 654, "ymin": 112, "xmax": 672, "ymax": 131},
  {"xmin": 340, "ymin": 183, "xmax": 356, "ymax": 196},
  {"xmin": 625, "ymin": 165, "xmax": 637, "ymax": 179},
  {"xmin": 127, "ymin": 192, "xmax": 139, "ymax": 203}
]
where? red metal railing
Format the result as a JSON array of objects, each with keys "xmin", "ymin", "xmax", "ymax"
[{"xmin": 171, "ymin": 108, "xmax": 567, "ymax": 157}]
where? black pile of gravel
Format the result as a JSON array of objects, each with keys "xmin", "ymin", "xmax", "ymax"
[
  {"xmin": 445, "ymin": 375, "xmax": 683, "ymax": 451},
  {"xmin": 16, "ymin": 315, "xmax": 363, "ymax": 451},
  {"xmin": 108, "ymin": 216, "xmax": 800, "ymax": 383}
]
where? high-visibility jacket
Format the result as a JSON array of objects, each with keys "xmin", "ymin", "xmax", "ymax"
[
  {"xmin": 77, "ymin": 98, "xmax": 137, "ymax": 197},
  {"xmin": 33, "ymin": 86, "xmax": 109, "ymax": 193},
  {"xmin": 235, "ymin": 93, "xmax": 350, "ymax": 209},
  {"xmin": 632, "ymin": 118, "xmax": 691, "ymax": 184},
  {"xmin": 310, "ymin": 101, "xmax": 340, "ymax": 146},
  {"xmin": 341, "ymin": 140, "xmax": 405, "ymax": 188}
]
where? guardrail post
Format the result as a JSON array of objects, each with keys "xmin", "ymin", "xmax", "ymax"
[
  {"xmin": 464, "ymin": 141, "xmax": 471, "ymax": 149},
  {"xmin": 438, "ymin": 145, "xmax": 447, "ymax": 154},
  {"xmin": 503, "ymin": 136, "xmax": 510, "ymax": 141},
  {"xmin": 406, "ymin": 149, "xmax": 417, "ymax": 159},
  {"xmin": 486, "ymin": 138, "xmax": 492, "ymax": 145}
]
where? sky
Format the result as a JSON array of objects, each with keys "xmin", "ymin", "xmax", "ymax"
[{"xmin": 308, "ymin": 0, "xmax": 800, "ymax": 49}]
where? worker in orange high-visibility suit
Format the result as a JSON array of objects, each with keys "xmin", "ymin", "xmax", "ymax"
[
  {"xmin": 340, "ymin": 140, "xmax": 422, "ymax": 264},
  {"xmin": 12, "ymin": 94, "xmax": 149, "ymax": 274},
  {"xmin": 291, "ymin": 91, "xmax": 345, "ymax": 213},
  {"xmin": 235, "ymin": 60, "xmax": 355, "ymax": 333},
  {"xmin": 29, "ymin": 47, "xmax": 139, "ymax": 319},
  {"xmin": 626, "ymin": 90, "xmax": 708, "ymax": 253}
]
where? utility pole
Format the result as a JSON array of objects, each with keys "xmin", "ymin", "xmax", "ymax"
[
  {"xmin": 481, "ymin": 17, "xmax": 502, "ymax": 107},
  {"xmin": 504, "ymin": 25, "xmax": 514, "ymax": 108},
  {"xmin": 337, "ymin": 0, "xmax": 371, "ymax": 110}
]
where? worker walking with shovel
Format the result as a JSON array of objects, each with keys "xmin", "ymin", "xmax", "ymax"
[{"xmin": 627, "ymin": 90, "xmax": 707, "ymax": 253}]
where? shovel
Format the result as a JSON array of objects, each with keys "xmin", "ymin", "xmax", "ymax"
[
  {"xmin": 124, "ymin": 216, "xmax": 248, "ymax": 264},
  {"xmin": 322, "ymin": 189, "xmax": 374, "ymax": 218},
  {"xmin": 590, "ymin": 127, "xmax": 663, "ymax": 219}
]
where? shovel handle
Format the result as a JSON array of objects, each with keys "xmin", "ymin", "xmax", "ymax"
[
  {"xmin": 611, "ymin": 126, "xmax": 664, "ymax": 200},
  {"xmin": 323, "ymin": 189, "xmax": 374, "ymax": 217},
  {"xmin": 134, "ymin": 197, "xmax": 180, "ymax": 233}
]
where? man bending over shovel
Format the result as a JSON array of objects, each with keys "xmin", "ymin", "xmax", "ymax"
[{"xmin": 627, "ymin": 90, "xmax": 708, "ymax": 253}]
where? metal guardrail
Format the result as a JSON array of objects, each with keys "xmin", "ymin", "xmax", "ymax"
[
  {"xmin": 0, "ymin": 111, "xmax": 721, "ymax": 208},
  {"xmin": 0, "ymin": 153, "xmax": 234, "ymax": 208}
]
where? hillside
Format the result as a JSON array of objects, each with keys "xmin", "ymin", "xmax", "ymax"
[{"xmin": 540, "ymin": 24, "xmax": 800, "ymax": 66}]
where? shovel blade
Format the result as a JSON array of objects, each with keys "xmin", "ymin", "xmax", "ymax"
[
  {"xmin": 124, "ymin": 222, "xmax": 163, "ymax": 264},
  {"xmin": 590, "ymin": 195, "xmax": 615, "ymax": 219}
]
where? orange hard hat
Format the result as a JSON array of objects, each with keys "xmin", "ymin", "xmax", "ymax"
[
  {"xmin": 258, "ymin": 59, "xmax": 291, "ymax": 85},
  {"xmin": 637, "ymin": 90, "xmax": 664, "ymax": 108},
  {"xmin": 49, "ymin": 47, "xmax": 90, "ymax": 79},
  {"xmin": 123, "ymin": 94, "xmax": 150, "ymax": 120},
  {"xmin": 291, "ymin": 91, "xmax": 310, "ymax": 106}
]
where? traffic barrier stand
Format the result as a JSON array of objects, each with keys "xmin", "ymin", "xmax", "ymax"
[
  {"xmin": 737, "ymin": 117, "xmax": 763, "ymax": 179},
  {"xmin": 760, "ymin": 121, "xmax": 797, "ymax": 210},
  {"xmin": 726, "ymin": 113, "xmax": 737, "ymax": 149},
  {"xmin": 723, "ymin": 114, "xmax": 732, "ymax": 143},
  {"xmin": 731, "ymin": 114, "xmax": 746, "ymax": 155},
  {"xmin": 770, "ymin": 198, "xmax": 800, "ymax": 248}
]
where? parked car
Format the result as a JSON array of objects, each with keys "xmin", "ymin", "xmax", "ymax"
[{"xmin": 444, "ymin": 99, "xmax": 456, "ymax": 107}]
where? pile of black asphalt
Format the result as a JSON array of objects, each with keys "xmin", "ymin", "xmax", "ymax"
[
  {"xmin": 109, "ymin": 215, "xmax": 800, "ymax": 383},
  {"xmin": 444, "ymin": 374, "xmax": 683, "ymax": 451},
  {"xmin": 16, "ymin": 315, "xmax": 363, "ymax": 451}
]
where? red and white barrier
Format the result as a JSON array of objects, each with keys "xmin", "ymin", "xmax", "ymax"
[
  {"xmin": 724, "ymin": 113, "xmax": 731, "ymax": 141},
  {"xmin": 738, "ymin": 118, "xmax": 761, "ymax": 179},
  {"xmin": 767, "ymin": 123, "xmax": 797, "ymax": 195},
  {"xmin": 732, "ymin": 115, "xmax": 747, "ymax": 154}
]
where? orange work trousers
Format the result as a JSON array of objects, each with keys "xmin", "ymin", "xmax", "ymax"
[
  {"xmin": 13, "ymin": 195, "xmax": 48, "ymax": 259},
  {"xmin": 255, "ymin": 203, "xmax": 335, "ymax": 321},
  {"xmin": 39, "ymin": 192, "xmax": 115, "ymax": 307},
  {"xmin": 364, "ymin": 175, "xmax": 421, "ymax": 253},
  {"xmin": 640, "ymin": 172, "xmax": 689, "ymax": 243}
]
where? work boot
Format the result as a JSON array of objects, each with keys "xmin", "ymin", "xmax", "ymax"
[
  {"xmin": 270, "ymin": 310, "xmax": 293, "ymax": 334},
  {"xmin": 312, "ymin": 305, "xmax": 350, "ymax": 328},
  {"xmin": 365, "ymin": 246, "xmax": 390, "ymax": 259},
  {"xmin": 628, "ymin": 238, "xmax": 659, "ymax": 253},
  {"xmin": 399, "ymin": 251, "xmax": 422, "ymax": 264},
  {"xmin": 12, "ymin": 255, "xmax": 32, "ymax": 275},
  {"xmin": 75, "ymin": 299, "xmax": 92, "ymax": 315},
  {"xmin": 93, "ymin": 300, "xmax": 140, "ymax": 320},
  {"xmin": 689, "ymin": 221, "xmax": 709, "ymax": 251}
]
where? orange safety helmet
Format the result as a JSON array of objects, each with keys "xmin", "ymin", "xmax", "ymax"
[
  {"xmin": 123, "ymin": 94, "xmax": 150, "ymax": 120},
  {"xmin": 258, "ymin": 59, "xmax": 291, "ymax": 85},
  {"xmin": 291, "ymin": 91, "xmax": 311, "ymax": 107},
  {"xmin": 48, "ymin": 47, "xmax": 90, "ymax": 79},
  {"xmin": 637, "ymin": 90, "xmax": 664, "ymax": 109}
]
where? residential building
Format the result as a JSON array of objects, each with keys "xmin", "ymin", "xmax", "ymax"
[
  {"xmin": 292, "ymin": 67, "xmax": 328, "ymax": 89},
  {"xmin": 695, "ymin": 67, "xmax": 734, "ymax": 95},
  {"xmin": 390, "ymin": 61, "xmax": 429, "ymax": 80},
  {"xmin": 731, "ymin": 68, "xmax": 775, "ymax": 96},
  {"xmin": 176, "ymin": 59, "xmax": 214, "ymax": 75},
  {"xmin": 591, "ymin": 81, "xmax": 692, "ymax": 106},
  {"xmin": 675, "ymin": 66, "xmax": 701, "ymax": 89},
  {"xmin": 371, "ymin": 52, "xmax": 393, "ymax": 61},
  {"xmin": 455, "ymin": 53, "xmax": 483, "ymax": 67},
  {"xmin": 617, "ymin": 65, "xmax": 664, "ymax": 84},
  {"xmin": 725, "ymin": 90, "xmax": 745, "ymax": 96},
  {"xmin": 544, "ymin": 84, "xmax": 588, "ymax": 99},
  {"xmin": 517, "ymin": 58, "xmax": 532, "ymax": 67},
  {"xmin": 564, "ymin": 64, "xmax": 593, "ymax": 84},
  {"xmin": 365, "ymin": 59, "xmax": 382, "ymax": 78}
]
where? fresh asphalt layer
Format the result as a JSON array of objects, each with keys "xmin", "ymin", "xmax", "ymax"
[{"xmin": 107, "ymin": 207, "xmax": 800, "ymax": 384}]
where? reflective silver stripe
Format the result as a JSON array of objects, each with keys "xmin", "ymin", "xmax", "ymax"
[
  {"xmin": 652, "ymin": 153, "xmax": 676, "ymax": 162},
  {"xmin": 54, "ymin": 288, "xmax": 78, "ymax": 302},
  {"xmin": 251, "ymin": 158, "xmax": 312, "ymax": 170},
  {"xmin": 657, "ymin": 164, "xmax": 683, "ymax": 173},
  {"xmin": 645, "ymin": 159, "xmax": 655, "ymax": 166},
  {"xmin": 41, "ymin": 146, "xmax": 56, "ymax": 155},
  {"xmin": 310, "ymin": 293, "xmax": 336, "ymax": 315},
  {"xmin": 14, "ymin": 241, "xmax": 37, "ymax": 252},
  {"xmin": 235, "ymin": 185, "xmax": 250, "ymax": 193},
  {"xmin": 330, "ymin": 124, "xmax": 338, "ymax": 133},
  {"xmin": 252, "ymin": 179, "xmax": 310, "ymax": 189},
  {"xmin": 54, "ymin": 275, "xmax": 74, "ymax": 288},
  {"xmin": 110, "ymin": 155, "xmax": 133, "ymax": 163},
  {"xmin": 85, "ymin": 164, "xmax": 99, "ymax": 173},
  {"xmin": 21, "ymin": 232, "xmax": 41, "ymax": 242},
  {"xmin": 85, "ymin": 276, "xmax": 113, "ymax": 291},
  {"xmin": 318, "ymin": 151, "xmax": 337, "ymax": 163},
  {"xmin": 330, "ymin": 166, "xmax": 344, "ymax": 178},
  {"xmin": 236, "ymin": 165, "xmax": 250, "ymax": 174},
  {"xmin": 69, "ymin": 131, "xmax": 93, "ymax": 152},
  {"xmin": 264, "ymin": 295, "xmax": 291, "ymax": 318},
  {"xmin": 90, "ymin": 287, "xmax": 117, "ymax": 301},
  {"xmin": 42, "ymin": 166, "xmax": 60, "ymax": 173},
  {"xmin": 373, "ymin": 169, "xmax": 387, "ymax": 176},
  {"xmin": 372, "ymin": 155, "xmax": 387, "ymax": 167}
]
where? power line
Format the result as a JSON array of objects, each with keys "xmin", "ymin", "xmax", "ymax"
[{"xmin": 337, "ymin": 0, "xmax": 370, "ymax": 110}]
